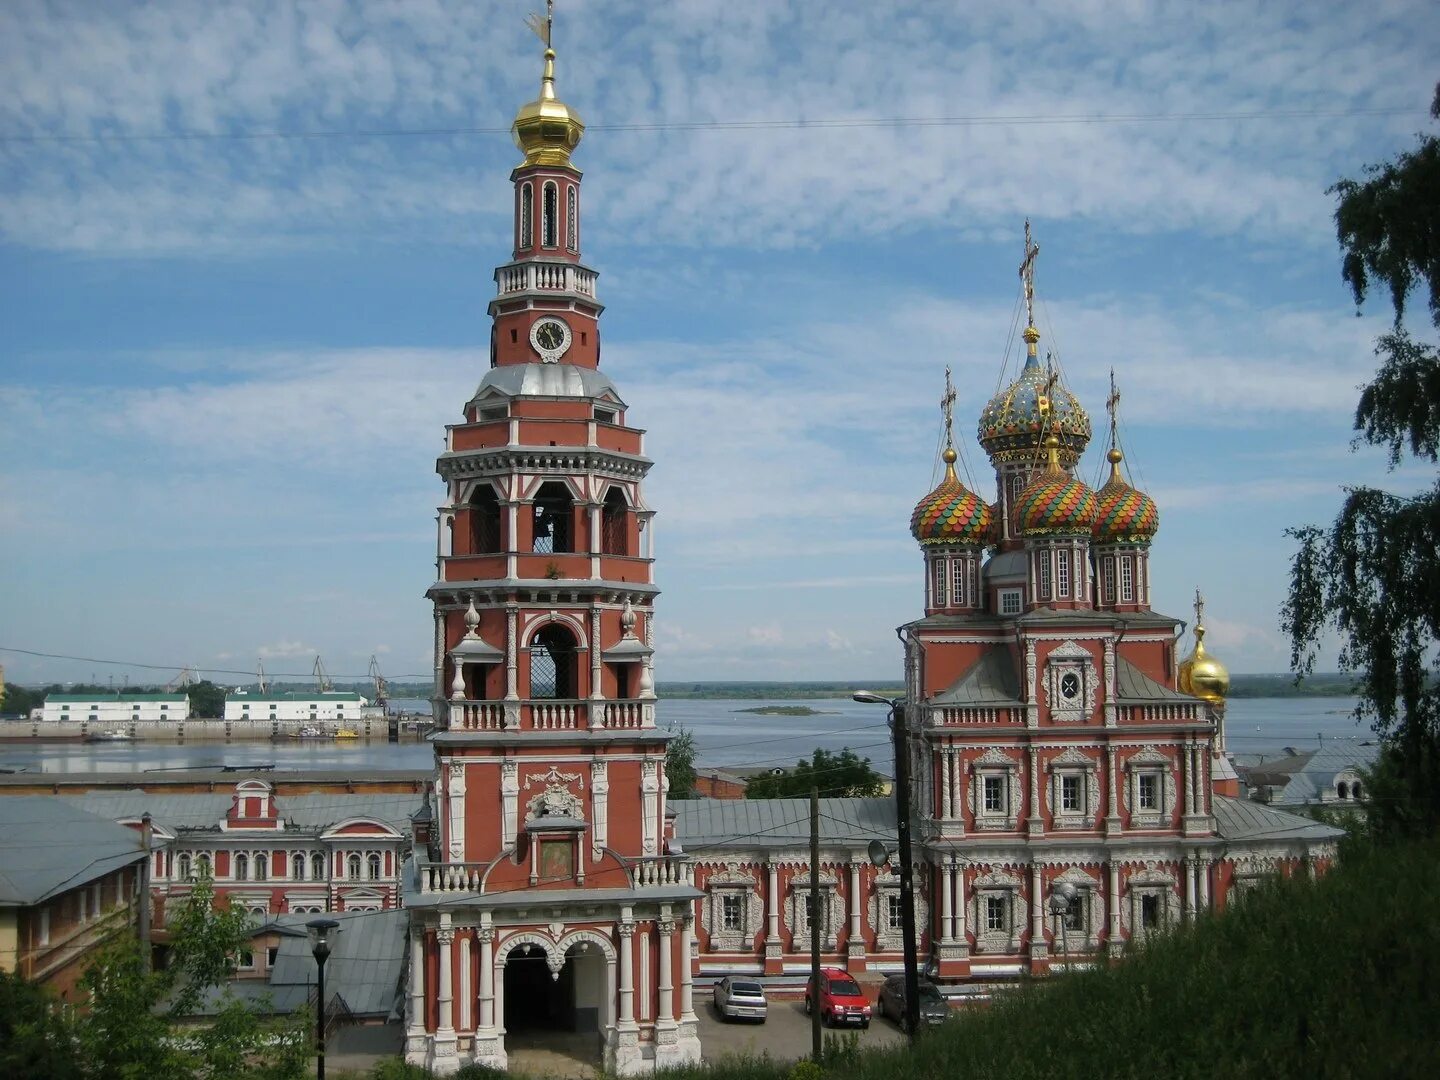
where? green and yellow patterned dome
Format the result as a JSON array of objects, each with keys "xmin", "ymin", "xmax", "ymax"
[
  {"xmin": 977, "ymin": 327, "xmax": 1092, "ymax": 466},
  {"xmin": 1093, "ymin": 447, "xmax": 1159, "ymax": 544},
  {"xmin": 911, "ymin": 449, "xmax": 993, "ymax": 546},
  {"xmin": 1017, "ymin": 436, "xmax": 1097, "ymax": 536}
]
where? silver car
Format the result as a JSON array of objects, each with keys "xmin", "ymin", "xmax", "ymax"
[{"xmin": 712, "ymin": 977, "xmax": 768, "ymax": 1023}]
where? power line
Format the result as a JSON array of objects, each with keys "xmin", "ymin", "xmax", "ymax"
[{"xmin": 0, "ymin": 105, "xmax": 1419, "ymax": 146}]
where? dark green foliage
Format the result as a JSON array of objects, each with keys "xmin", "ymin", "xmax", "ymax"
[
  {"xmin": 1284, "ymin": 81, "xmax": 1440, "ymax": 838},
  {"xmin": 666, "ymin": 725, "xmax": 698, "ymax": 799},
  {"xmin": 0, "ymin": 969, "xmax": 83, "ymax": 1079},
  {"xmin": 745, "ymin": 748, "xmax": 886, "ymax": 799},
  {"xmin": 187, "ymin": 680, "xmax": 227, "ymax": 718}
]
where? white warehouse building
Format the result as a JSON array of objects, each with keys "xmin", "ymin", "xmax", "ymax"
[
  {"xmin": 42, "ymin": 693, "xmax": 190, "ymax": 724},
  {"xmin": 223, "ymin": 690, "xmax": 378, "ymax": 723}
]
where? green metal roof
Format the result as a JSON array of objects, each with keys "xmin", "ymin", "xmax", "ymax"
[{"xmin": 47, "ymin": 693, "xmax": 188, "ymax": 703}]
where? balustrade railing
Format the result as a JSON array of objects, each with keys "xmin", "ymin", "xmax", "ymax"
[
  {"xmin": 495, "ymin": 263, "xmax": 597, "ymax": 297},
  {"xmin": 628, "ymin": 856, "xmax": 694, "ymax": 889},
  {"xmin": 601, "ymin": 700, "xmax": 651, "ymax": 729},
  {"xmin": 450, "ymin": 701, "xmax": 504, "ymax": 730},
  {"xmin": 929, "ymin": 705, "xmax": 1009, "ymax": 726},
  {"xmin": 1131, "ymin": 703, "xmax": 1202, "ymax": 723},
  {"xmin": 530, "ymin": 700, "xmax": 586, "ymax": 729},
  {"xmin": 419, "ymin": 861, "xmax": 490, "ymax": 894}
]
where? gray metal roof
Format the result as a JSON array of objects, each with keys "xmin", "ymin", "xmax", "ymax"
[
  {"xmin": 56, "ymin": 791, "xmax": 421, "ymax": 835},
  {"xmin": 471, "ymin": 363, "xmax": 625, "ymax": 405},
  {"xmin": 0, "ymin": 796, "xmax": 148, "ymax": 905},
  {"xmin": 1212, "ymin": 794, "xmax": 1343, "ymax": 843},
  {"xmin": 673, "ymin": 798, "xmax": 896, "ymax": 852},
  {"xmin": 930, "ymin": 650, "xmax": 1021, "ymax": 706},
  {"xmin": 1272, "ymin": 743, "xmax": 1377, "ymax": 805},
  {"xmin": 1114, "ymin": 656, "xmax": 1195, "ymax": 702},
  {"xmin": 189, "ymin": 909, "xmax": 407, "ymax": 1018}
]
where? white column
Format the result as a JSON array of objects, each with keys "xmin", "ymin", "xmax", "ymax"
[
  {"xmin": 1198, "ymin": 857, "xmax": 1211, "ymax": 912},
  {"xmin": 458, "ymin": 934, "xmax": 472, "ymax": 1031},
  {"xmin": 1184, "ymin": 857, "xmax": 1197, "ymax": 920},
  {"xmin": 679, "ymin": 913, "xmax": 695, "ymax": 1020},
  {"xmin": 589, "ymin": 607, "xmax": 603, "ymax": 700},
  {"xmin": 618, "ymin": 921, "xmax": 636, "ymax": 1025},
  {"xmin": 1184, "ymin": 741, "xmax": 1197, "ymax": 816},
  {"xmin": 478, "ymin": 928, "xmax": 495, "ymax": 1029},
  {"xmin": 1108, "ymin": 863, "xmax": 1122, "ymax": 947},
  {"xmin": 588, "ymin": 504, "xmax": 601, "ymax": 555},
  {"xmin": 436, "ymin": 927, "xmax": 455, "ymax": 1038},
  {"xmin": 1028, "ymin": 747, "xmax": 1043, "ymax": 835},
  {"xmin": 940, "ymin": 858, "xmax": 954, "ymax": 942},
  {"xmin": 1029, "ymin": 863, "xmax": 1045, "ymax": 952},
  {"xmin": 657, "ymin": 914, "xmax": 675, "ymax": 1022},
  {"xmin": 504, "ymin": 605, "xmax": 519, "ymax": 701},
  {"xmin": 848, "ymin": 860, "xmax": 863, "ymax": 944},
  {"xmin": 766, "ymin": 862, "xmax": 781, "ymax": 944},
  {"xmin": 1106, "ymin": 744, "xmax": 1121, "ymax": 834},
  {"xmin": 942, "ymin": 747, "xmax": 955, "ymax": 819},
  {"xmin": 446, "ymin": 761, "xmax": 465, "ymax": 861},
  {"xmin": 955, "ymin": 864, "xmax": 967, "ymax": 948},
  {"xmin": 407, "ymin": 928, "xmax": 425, "ymax": 1034}
]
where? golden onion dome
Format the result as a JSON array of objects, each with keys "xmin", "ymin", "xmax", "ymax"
[
  {"xmin": 512, "ymin": 48, "xmax": 585, "ymax": 168},
  {"xmin": 978, "ymin": 327, "xmax": 1092, "ymax": 466},
  {"xmin": 1017, "ymin": 436, "xmax": 1097, "ymax": 537},
  {"xmin": 1093, "ymin": 447, "xmax": 1160, "ymax": 544},
  {"xmin": 1179, "ymin": 621, "xmax": 1230, "ymax": 704},
  {"xmin": 911, "ymin": 448, "xmax": 994, "ymax": 547}
]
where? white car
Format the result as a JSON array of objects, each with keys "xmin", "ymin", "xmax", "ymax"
[{"xmin": 712, "ymin": 977, "xmax": 768, "ymax": 1023}]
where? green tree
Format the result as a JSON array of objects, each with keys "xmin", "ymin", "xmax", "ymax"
[
  {"xmin": 187, "ymin": 680, "xmax": 227, "ymax": 719},
  {"xmin": 665, "ymin": 725, "xmax": 698, "ymax": 799},
  {"xmin": 0, "ymin": 969, "xmax": 83, "ymax": 1079},
  {"xmin": 745, "ymin": 747, "xmax": 887, "ymax": 799},
  {"xmin": 1283, "ymin": 82, "xmax": 1440, "ymax": 838}
]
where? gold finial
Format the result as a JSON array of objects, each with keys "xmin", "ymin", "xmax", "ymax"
[
  {"xmin": 513, "ymin": 0, "xmax": 584, "ymax": 166},
  {"xmin": 1019, "ymin": 219, "xmax": 1040, "ymax": 337},
  {"xmin": 1180, "ymin": 587, "xmax": 1230, "ymax": 703},
  {"xmin": 1043, "ymin": 433, "xmax": 1062, "ymax": 472},
  {"xmin": 1193, "ymin": 588, "xmax": 1206, "ymax": 632}
]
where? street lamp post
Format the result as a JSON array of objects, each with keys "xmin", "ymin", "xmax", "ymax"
[
  {"xmin": 307, "ymin": 918, "xmax": 340, "ymax": 1080},
  {"xmin": 1048, "ymin": 881, "xmax": 1077, "ymax": 973},
  {"xmin": 853, "ymin": 691, "xmax": 921, "ymax": 1040}
]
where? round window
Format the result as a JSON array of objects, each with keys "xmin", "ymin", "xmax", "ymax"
[{"xmin": 1060, "ymin": 672, "xmax": 1081, "ymax": 700}]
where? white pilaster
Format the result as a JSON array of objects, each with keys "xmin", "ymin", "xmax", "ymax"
[
  {"xmin": 1107, "ymin": 862, "xmax": 1123, "ymax": 956},
  {"xmin": 678, "ymin": 913, "xmax": 695, "ymax": 1020},
  {"xmin": 1029, "ymin": 862, "xmax": 1046, "ymax": 957},
  {"xmin": 446, "ymin": 761, "xmax": 465, "ymax": 861},
  {"xmin": 657, "ymin": 913, "xmax": 675, "ymax": 1023},
  {"xmin": 940, "ymin": 858, "xmax": 954, "ymax": 942},
  {"xmin": 618, "ymin": 919, "xmax": 636, "ymax": 1026},
  {"xmin": 591, "ymin": 760, "xmax": 610, "ymax": 860},
  {"xmin": 458, "ymin": 934, "xmax": 472, "ymax": 1032}
]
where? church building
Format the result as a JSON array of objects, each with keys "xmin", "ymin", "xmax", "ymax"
[{"xmin": 404, "ymin": 17, "xmax": 1340, "ymax": 1075}]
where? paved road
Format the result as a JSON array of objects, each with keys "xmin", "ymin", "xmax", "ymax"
[{"xmin": 698, "ymin": 996, "xmax": 907, "ymax": 1062}]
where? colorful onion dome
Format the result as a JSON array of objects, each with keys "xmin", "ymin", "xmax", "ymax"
[
  {"xmin": 1093, "ymin": 447, "xmax": 1160, "ymax": 544},
  {"xmin": 1016, "ymin": 436, "xmax": 1097, "ymax": 537},
  {"xmin": 977, "ymin": 327, "xmax": 1092, "ymax": 465},
  {"xmin": 911, "ymin": 449, "xmax": 994, "ymax": 546}
]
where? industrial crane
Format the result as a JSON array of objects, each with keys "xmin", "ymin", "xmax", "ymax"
[
  {"xmin": 368, "ymin": 655, "xmax": 389, "ymax": 711},
  {"xmin": 312, "ymin": 656, "xmax": 334, "ymax": 694}
]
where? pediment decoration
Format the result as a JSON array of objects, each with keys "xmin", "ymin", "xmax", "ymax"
[
  {"xmin": 1047, "ymin": 746, "xmax": 1097, "ymax": 770},
  {"xmin": 525, "ymin": 783, "xmax": 585, "ymax": 823},
  {"xmin": 969, "ymin": 868, "xmax": 1027, "ymax": 954},
  {"xmin": 1053, "ymin": 866, "xmax": 1104, "ymax": 949},
  {"xmin": 868, "ymin": 871, "xmax": 930, "ymax": 953},
  {"xmin": 974, "ymin": 747, "xmax": 1019, "ymax": 768},
  {"xmin": 788, "ymin": 871, "xmax": 843, "ymax": 951},
  {"xmin": 700, "ymin": 864, "xmax": 764, "ymax": 952},
  {"xmin": 1042, "ymin": 640, "xmax": 1099, "ymax": 723}
]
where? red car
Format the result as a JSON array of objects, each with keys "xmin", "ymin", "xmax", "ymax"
[{"xmin": 805, "ymin": 967, "xmax": 872, "ymax": 1028}]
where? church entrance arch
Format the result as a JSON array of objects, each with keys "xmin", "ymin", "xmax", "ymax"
[{"xmin": 495, "ymin": 930, "xmax": 617, "ymax": 1070}]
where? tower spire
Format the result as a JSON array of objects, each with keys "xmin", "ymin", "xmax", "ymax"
[
  {"xmin": 513, "ymin": 0, "xmax": 583, "ymax": 167},
  {"xmin": 939, "ymin": 365, "xmax": 959, "ymax": 478},
  {"xmin": 1019, "ymin": 219, "xmax": 1041, "ymax": 358}
]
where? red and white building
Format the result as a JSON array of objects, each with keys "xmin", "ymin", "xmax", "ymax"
[{"xmin": 404, "ymin": 24, "xmax": 1339, "ymax": 1076}]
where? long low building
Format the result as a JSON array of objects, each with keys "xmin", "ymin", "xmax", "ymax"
[
  {"xmin": 223, "ymin": 690, "xmax": 380, "ymax": 723},
  {"xmin": 42, "ymin": 692, "xmax": 190, "ymax": 724}
]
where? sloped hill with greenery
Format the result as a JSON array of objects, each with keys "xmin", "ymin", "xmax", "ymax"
[{"xmin": 664, "ymin": 836, "xmax": 1440, "ymax": 1080}]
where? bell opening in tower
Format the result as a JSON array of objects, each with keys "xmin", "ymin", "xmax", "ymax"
[
  {"xmin": 529, "ymin": 624, "xmax": 577, "ymax": 699},
  {"xmin": 470, "ymin": 485, "xmax": 503, "ymax": 553},
  {"xmin": 601, "ymin": 488, "xmax": 628, "ymax": 556},
  {"xmin": 532, "ymin": 482, "xmax": 574, "ymax": 553}
]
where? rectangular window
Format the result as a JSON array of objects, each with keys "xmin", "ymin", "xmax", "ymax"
[
  {"xmin": 1038, "ymin": 553, "xmax": 1052, "ymax": 599},
  {"xmin": 38, "ymin": 908, "xmax": 50, "ymax": 946},
  {"xmin": 932, "ymin": 561, "xmax": 947, "ymax": 607},
  {"xmin": 1000, "ymin": 589, "xmax": 1022, "ymax": 616},
  {"xmin": 1102, "ymin": 559, "xmax": 1115, "ymax": 603},
  {"xmin": 951, "ymin": 559, "xmax": 967, "ymax": 607},
  {"xmin": 1057, "ymin": 549, "xmax": 1071, "ymax": 598},
  {"xmin": 1121, "ymin": 558, "xmax": 1135, "ymax": 602},
  {"xmin": 721, "ymin": 894, "xmax": 743, "ymax": 932},
  {"xmin": 886, "ymin": 894, "xmax": 904, "ymax": 931},
  {"xmin": 1061, "ymin": 774, "xmax": 1081, "ymax": 812},
  {"xmin": 983, "ymin": 775, "xmax": 1005, "ymax": 813},
  {"xmin": 1138, "ymin": 773, "xmax": 1159, "ymax": 811},
  {"xmin": 78, "ymin": 890, "xmax": 88, "ymax": 923},
  {"xmin": 1140, "ymin": 893, "xmax": 1161, "ymax": 929},
  {"xmin": 985, "ymin": 895, "xmax": 1007, "ymax": 932},
  {"xmin": 266, "ymin": 947, "xmax": 279, "ymax": 968},
  {"xmin": 1063, "ymin": 891, "xmax": 1086, "ymax": 931}
]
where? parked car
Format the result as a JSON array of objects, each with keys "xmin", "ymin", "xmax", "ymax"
[
  {"xmin": 712, "ymin": 977, "xmax": 768, "ymax": 1023},
  {"xmin": 805, "ymin": 967, "xmax": 872, "ymax": 1028},
  {"xmin": 877, "ymin": 975, "xmax": 949, "ymax": 1030}
]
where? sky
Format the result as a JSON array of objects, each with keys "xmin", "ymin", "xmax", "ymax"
[{"xmin": 2, "ymin": 1, "xmax": 1437, "ymax": 689}]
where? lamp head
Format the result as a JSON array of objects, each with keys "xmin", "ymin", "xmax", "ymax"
[
  {"xmin": 307, "ymin": 917, "xmax": 340, "ymax": 951},
  {"xmin": 852, "ymin": 691, "xmax": 890, "ymax": 705},
  {"xmin": 1053, "ymin": 881, "xmax": 1078, "ymax": 902}
]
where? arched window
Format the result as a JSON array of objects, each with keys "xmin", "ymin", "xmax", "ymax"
[
  {"xmin": 178, "ymin": 853, "xmax": 193, "ymax": 880},
  {"xmin": 197, "ymin": 852, "xmax": 211, "ymax": 875},
  {"xmin": 470, "ymin": 484, "xmax": 502, "ymax": 553},
  {"xmin": 291, "ymin": 853, "xmax": 306, "ymax": 881},
  {"xmin": 234, "ymin": 853, "xmax": 249, "ymax": 881},
  {"xmin": 253, "ymin": 853, "xmax": 267, "ymax": 881},
  {"xmin": 542, "ymin": 181, "xmax": 558, "ymax": 247},
  {"xmin": 1353, "ymin": 782, "xmax": 1363, "ymax": 799},
  {"xmin": 566, "ymin": 185, "xmax": 578, "ymax": 251},
  {"xmin": 1336, "ymin": 781, "xmax": 1349, "ymax": 800},
  {"xmin": 519, "ymin": 183, "xmax": 533, "ymax": 248},
  {"xmin": 532, "ymin": 482, "xmax": 574, "ymax": 553},
  {"xmin": 601, "ymin": 488, "xmax": 628, "ymax": 555},
  {"xmin": 347, "ymin": 854, "xmax": 362, "ymax": 881},
  {"xmin": 367, "ymin": 853, "xmax": 382, "ymax": 881},
  {"xmin": 530, "ymin": 624, "xmax": 578, "ymax": 700},
  {"xmin": 311, "ymin": 852, "xmax": 326, "ymax": 880}
]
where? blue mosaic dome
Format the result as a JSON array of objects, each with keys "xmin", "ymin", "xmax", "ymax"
[{"xmin": 977, "ymin": 335, "xmax": 1091, "ymax": 466}]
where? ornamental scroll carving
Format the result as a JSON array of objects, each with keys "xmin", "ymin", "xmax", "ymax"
[
  {"xmin": 1042, "ymin": 640, "xmax": 1100, "ymax": 723},
  {"xmin": 698, "ymin": 864, "xmax": 764, "ymax": 952},
  {"xmin": 1120, "ymin": 865, "xmax": 1182, "ymax": 941},
  {"xmin": 1047, "ymin": 746, "xmax": 1102, "ymax": 829},
  {"xmin": 1122, "ymin": 746, "xmax": 1179, "ymax": 828},
  {"xmin": 867, "ymin": 871, "xmax": 930, "ymax": 953},
  {"xmin": 968, "ymin": 747, "xmax": 1023, "ymax": 830},
  {"xmin": 1052, "ymin": 865, "xmax": 1103, "ymax": 950},
  {"xmin": 788, "ymin": 870, "xmax": 844, "ymax": 951}
]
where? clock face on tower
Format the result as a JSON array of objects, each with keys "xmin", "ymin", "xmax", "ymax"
[{"xmin": 529, "ymin": 317, "xmax": 572, "ymax": 363}]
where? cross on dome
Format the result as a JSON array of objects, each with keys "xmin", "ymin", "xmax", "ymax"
[
  {"xmin": 1019, "ymin": 219, "xmax": 1040, "ymax": 330},
  {"xmin": 940, "ymin": 364, "xmax": 957, "ymax": 451}
]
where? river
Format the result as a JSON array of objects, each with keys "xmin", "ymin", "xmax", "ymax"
[{"xmin": 0, "ymin": 696, "xmax": 1371, "ymax": 776}]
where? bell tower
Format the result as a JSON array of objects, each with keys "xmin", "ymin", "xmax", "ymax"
[{"xmin": 408, "ymin": 8, "xmax": 702, "ymax": 1074}]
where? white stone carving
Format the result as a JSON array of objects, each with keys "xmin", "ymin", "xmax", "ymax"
[
  {"xmin": 1046, "ymin": 746, "xmax": 1102, "ymax": 829},
  {"xmin": 787, "ymin": 869, "xmax": 844, "ymax": 951},
  {"xmin": 969, "ymin": 868, "xmax": 1028, "ymax": 954},
  {"xmin": 1042, "ymin": 640, "xmax": 1099, "ymax": 723},
  {"xmin": 1122, "ymin": 746, "xmax": 1179, "ymax": 828},
  {"xmin": 1051, "ymin": 865, "xmax": 1104, "ymax": 950},
  {"xmin": 699, "ymin": 864, "xmax": 764, "ymax": 952},
  {"xmin": 524, "ymin": 765, "xmax": 583, "ymax": 790},
  {"xmin": 525, "ymin": 783, "xmax": 585, "ymax": 822},
  {"xmin": 969, "ymin": 747, "xmax": 1023, "ymax": 830},
  {"xmin": 867, "ymin": 871, "xmax": 930, "ymax": 953},
  {"xmin": 1120, "ymin": 865, "xmax": 1182, "ymax": 941}
]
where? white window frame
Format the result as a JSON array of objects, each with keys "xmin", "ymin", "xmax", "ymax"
[
  {"xmin": 1057, "ymin": 549, "xmax": 1071, "ymax": 598},
  {"xmin": 932, "ymin": 560, "xmax": 947, "ymax": 607},
  {"xmin": 951, "ymin": 559, "xmax": 967, "ymax": 607},
  {"xmin": 519, "ymin": 182, "xmax": 533, "ymax": 249},
  {"xmin": 982, "ymin": 774, "xmax": 1005, "ymax": 813},
  {"xmin": 1038, "ymin": 552, "xmax": 1052, "ymax": 600},
  {"xmin": 1121, "ymin": 557, "xmax": 1135, "ymax": 602},
  {"xmin": 999, "ymin": 588, "xmax": 1023, "ymax": 616},
  {"xmin": 720, "ymin": 893, "xmax": 743, "ymax": 933},
  {"xmin": 566, "ymin": 184, "xmax": 578, "ymax": 251}
]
